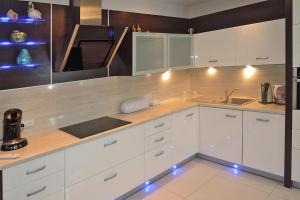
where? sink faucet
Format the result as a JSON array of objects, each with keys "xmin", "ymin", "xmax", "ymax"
[{"xmin": 222, "ymin": 88, "xmax": 239, "ymax": 103}]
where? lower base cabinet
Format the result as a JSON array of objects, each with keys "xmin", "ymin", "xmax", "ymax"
[
  {"xmin": 65, "ymin": 156, "xmax": 144, "ymax": 200},
  {"xmin": 293, "ymin": 150, "xmax": 300, "ymax": 182},
  {"xmin": 243, "ymin": 111, "xmax": 285, "ymax": 176},
  {"xmin": 145, "ymin": 143, "xmax": 173, "ymax": 180},
  {"xmin": 4, "ymin": 171, "xmax": 64, "ymax": 200},
  {"xmin": 199, "ymin": 107, "xmax": 243, "ymax": 164}
]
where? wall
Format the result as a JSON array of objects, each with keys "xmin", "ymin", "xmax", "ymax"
[
  {"xmin": 0, "ymin": 70, "xmax": 190, "ymax": 139},
  {"xmin": 102, "ymin": 0, "xmax": 188, "ymax": 18},
  {"xmin": 189, "ymin": 65, "xmax": 286, "ymax": 98},
  {"xmin": 0, "ymin": 65, "xmax": 285, "ymax": 139}
]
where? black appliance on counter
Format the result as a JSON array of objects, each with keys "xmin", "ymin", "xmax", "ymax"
[{"xmin": 1, "ymin": 109, "xmax": 28, "ymax": 151}]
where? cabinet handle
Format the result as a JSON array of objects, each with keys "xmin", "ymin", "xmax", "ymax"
[
  {"xmin": 256, "ymin": 57, "xmax": 269, "ymax": 60},
  {"xmin": 186, "ymin": 113, "xmax": 194, "ymax": 118},
  {"xmin": 155, "ymin": 151, "xmax": 165, "ymax": 157},
  {"xmin": 155, "ymin": 123, "xmax": 165, "ymax": 129},
  {"xmin": 26, "ymin": 186, "xmax": 46, "ymax": 197},
  {"xmin": 104, "ymin": 140, "xmax": 117, "ymax": 147},
  {"xmin": 208, "ymin": 59, "xmax": 218, "ymax": 63},
  {"xmin": 256, "ymin": 118, "xmax": 270, "ymax": 123},
  {"xmin": 154, "ymin": 137, "xmax": 165, "ymax": 143},
  {"xmin": 104, "ymin": 173, "xmax": 118, "ymax": 182},
  {"xmin": 225, "ymin": 114, "xmax": 237, "ymax": 119},
  {"xmin": 26, "ymin": 165, "xmax": 46, "ymax": 175}
]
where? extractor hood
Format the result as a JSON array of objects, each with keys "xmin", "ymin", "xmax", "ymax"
[{"xmin": 60, "ymin": 0, "xmax": 128, "ymax": 72}]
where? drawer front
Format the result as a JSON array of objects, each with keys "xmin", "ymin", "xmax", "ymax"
[
  {"xmin": 243, "ymin": 111, "xmax": 285, "ymax": 176},
  {"xmin": 4, "ymin": 171, "xmax": 64, "ymax": 200},
  {"xmin": 145, "ymin": 144, "xmax": 173, "ymax": 180},
  {"xmin": 65, "ymin": 125, "xmax": 145, "ymax": 186},
  {"xmin": 292, "ymin": 150, "xmax": 300, "ymax": 182},
  {"xmin": 3, "ymin": 151, "xmax": 64, "ymax": 191},
  {"xmin": 293, "ymin": 130, "xmax": 300, "ymax": 150},
  {"xmin": 43, "ymin": 191, "xmax": 64, "ymax": 200},
  {"xmin": 145, "ymin": 116, "xmax": 171, "ymax": 136},
  {"xmin": 146, "ymin": 130, "xmax": 171, "ymax": 151},
  {"xmin": 66, "ymin": 156, "xmax": 144, "ymax": 200}
]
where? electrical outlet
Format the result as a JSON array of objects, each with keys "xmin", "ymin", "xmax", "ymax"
[{"xmin": 23, "ymin": 120, "xmax": 34, "ymax": 129}]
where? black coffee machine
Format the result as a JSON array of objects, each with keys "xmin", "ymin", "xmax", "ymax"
[{"xmin": 1, "ymin": 109, "xmax": 28, "ymax": 151}]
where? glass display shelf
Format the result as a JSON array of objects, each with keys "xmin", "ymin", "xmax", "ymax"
[
  {"xmin": 0, "ymin": 17, "xmax": 46, "ymax": 24},
  {"xmin": 0, "ymin": 41, "xmax": 47, "ymax": 47},
  {"xmin": 0, "ymin": 63, "xmax": 48, "ymax": 70}
]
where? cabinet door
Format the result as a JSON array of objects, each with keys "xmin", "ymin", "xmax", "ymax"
[
  {"xmin": 294, "ymin": 24, "xmax": 300, "ymax": 67},
  {"xmin": 195, "ymin": 28, "xmax": 236, "ymax": 68},
  {"xmin": 65, "ymin": 125, "xmax": 144, "ymax": 186},
  {"xmin": 236, "ymin": 19, "xmax": 285, "ymax": 66},
  {"xmin": 168, "ymin": 34, "xmax": 194, "ymax": 69},
  {"xmin": 199, "ymin": 107, "xmax": 242, "ymax": 164},
  {"xmin": 294, "ymin": 0, "xmax": 300, "ymax": 25},
  {"xmin": 171, "ymin": 107, "xmax": 199, "ymax": 164},
  {"xmin": 133, "ymin": 33, "xmax": 168, "ymax": 75},
  {"xmin": 66, "ymin": 156, "xmax": 144, "ymax": 200},
  {"xmin": 52, "ymin": 0, "xmax": 69, "ymax": 5},
  {"xmin": 292, "ymin": 150, "xmax": 300, "ymax": 182},
  {"xmin": 243, "ymin": 111, "xmax": 285, "ymax": 176}
]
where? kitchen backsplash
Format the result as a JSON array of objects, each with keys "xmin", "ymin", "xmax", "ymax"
[{"xmin": 0, "ymin": 65, "xmax": 285, "ymax": 139}]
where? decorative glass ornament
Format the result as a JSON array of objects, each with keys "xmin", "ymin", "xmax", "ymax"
[
  {"xmin": 16, "ymin": 49, "xmax": 32, "ymax": 65},
  {"xmin": 10, "ymin": 30, "xmax": 27, "ymax": 43}
]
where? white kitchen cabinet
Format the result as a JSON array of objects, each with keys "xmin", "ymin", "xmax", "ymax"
[
  {"xmin": 66, "ymin": 156, "xmax": 144, "ymax": 200},
  {"xmin": 236, "ymin": 19, "xmax": 285, "ymax": 66},
  {"xmin": 3, "ymin": 151, "xmax": 64, "ymax": 192},
  {"xmin": 146, "ymin": 130, "xmax": 171, "ymax": 151},
  {"xmin": 3, "ymin": 171, "xmax": 64, "ymax": 200},
  {"xmin": 294, "ymin": 0, "xmax": 300, "ymax": 25},
  {"xmin": 145, "ymin": 115, "xmax": 171, "ymax": 137},
  {"xmin": 293, "ymin": 130, "xmax": 300, "ymax": 150},
  {"xmin": 195, "ymin": 28, "xmax": 236, "ymax": 68},
  {"xmin": 19, "ymin": 0, "xmax": 69, "ymax": 5},
  {"xmin": 133, "ymin": 33, "xmax": 168, "ymax": 75},
  {"xmin": 65, "ymin": 125, "xmax": 144, "ymax": 186},
  {"xmin": 145, "ymin": 143, "xmax": 174, "ymax": 180},
  {"xmin": 294, "ymin": 24, "xmax": 300, "ymax": 67},
  {"xmin": 293, "ymin": 150, "xmax": 300, "ymax": 182},
  {"xmin": 243, "ymin": 111, "xmax": 285, "ymax": 176},
  {"xmin": 199, "ymin": 107, "xmax": 243, "ymax": 164},
  {"xmin": 171, "ymin": 107, "xmax": 199, "ymax": 164},
  {"xmin": 168, "ymin": 34, "xmax": 194, "ymax": 69}
]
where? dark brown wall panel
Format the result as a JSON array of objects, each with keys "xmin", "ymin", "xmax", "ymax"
[{"xmin": 190, "ymin": 0, "xmax": 285, "ymax": 33}]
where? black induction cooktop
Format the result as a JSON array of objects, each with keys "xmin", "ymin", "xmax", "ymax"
[{"xmin": 60, "ymin": 117, "xmax": 132, "ymax": 139}]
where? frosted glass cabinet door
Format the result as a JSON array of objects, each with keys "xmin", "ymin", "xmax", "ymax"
[
  {"xmin": 133, "ymin": 33, "xmax": 168, "ymax": 75},
  {"xmin": 168, "ymin": 34, "xmax": 194, "ymax": 69}
]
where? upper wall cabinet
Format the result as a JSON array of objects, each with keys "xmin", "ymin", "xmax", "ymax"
[
  {"xmin": 294, "ymin": 24, "xmax": 300, "ymax": 67},
  {"xmin": 294, "ymin": 0, "xmax": 300, "ymax": 25},
  {"xmin": 168, "ymin": 34, "xmax": 194, "ymax": 70},
  {"xmin": 194, "ymin": 28, "xmax": 236, "ymax": 68},
  {"xmin": 133, "ymin": 33, "xmax": 194, "ymax": 75},
  {"xmin": 236, "ymin": 19, "xmax": 285, "ymax": 66},
  {"xmin": 133, "ymin": 33, "xmax": 168, "ymax": 76}
]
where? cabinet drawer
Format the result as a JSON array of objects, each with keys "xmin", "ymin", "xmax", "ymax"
[
  {"xmin": 292, "ymin": 150, "xmax": 300, "ymax": 182},
  {"xmin": 43, "ymin": 191, "xmax": 64, "ymax": 200},
  {"xmin": 145, "ymin": 144, "xmax": 173, "ymax": 180},
  {"xmin": 3, "ymin": 151, "xmax": 64, "ymax": 191},
  {"xmin": 294, "ymin": 0, "xmax": 300, "ymax": 25},
  {"xmin": 66, "ymin": 156, "xmax": 144, "ymax": 200},
  {"xmin": 293, "ymin": 110, "xmax": 300, "ymax": 129},
  {"xmin": 145, "ymin": 116, "xmax": 171, "ymax": 136},
  {"xmin": 243, "ymin": 112, "xmax": 285, "ymax": 176},
  {"xmin": 65, "ymin": 125, "xmax": 144, "ymax": 186},
  {"xmin": 293, "ymin": 130, "xmax": 300, "ymax": 150},
  {"xmin": 294, "ymin": 25, "xmax": 300, "ymax": 67},
  {"xmin": 4, "ymin": 171, "xmax": 64, "ymax": 200},
  {"xmin": 146, "ymin": 130, "xmax": 171, "ymax": 151}
]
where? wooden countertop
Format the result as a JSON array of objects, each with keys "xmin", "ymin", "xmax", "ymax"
[{"xmin": 0, "ymin": 98, "xmax": 285, "ymax": 170}]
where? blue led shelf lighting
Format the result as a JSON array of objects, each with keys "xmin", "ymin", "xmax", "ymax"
[
  {"xmin": 0, "ymin": 17, "xmax": 46, "ymax": 24},
  {"xmin": 0, "ymin": 41, "xmax": 47, "ymax": 47},
  {"xmin": 0, "ymin": 63, "xmax": 47, "ymax": 70}
]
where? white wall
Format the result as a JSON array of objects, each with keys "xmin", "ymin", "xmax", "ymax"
[
  {"xmin": 102, "ymin": 0, "xmax": 188, "ymax": 18},
  {"xmin": 188, "ymin": 0, "xmax": 267, "ymax": 18}
]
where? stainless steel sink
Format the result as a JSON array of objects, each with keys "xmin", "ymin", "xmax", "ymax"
[{"xmin": 211, "ymin": 97, "xmax": 256, "ymax": 106}]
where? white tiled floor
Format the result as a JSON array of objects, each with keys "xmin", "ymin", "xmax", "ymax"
[{"xmin": 126, "ymin": 159, "xmax": 300, "ymax": 200}]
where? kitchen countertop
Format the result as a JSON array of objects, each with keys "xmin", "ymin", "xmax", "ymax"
[{"xmin": 0, "ymin": 97, "xmax": 285, "ymax": 170}]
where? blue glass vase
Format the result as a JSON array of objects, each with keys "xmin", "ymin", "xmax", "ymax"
[{"xmin": 16, "ymin": 49, "xmax": 32, "ymax": 65}]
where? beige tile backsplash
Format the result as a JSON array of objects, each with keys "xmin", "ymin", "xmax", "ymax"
[{"xmin": 0, "ymin": 65, "xmax": 285, "ymax": 139}]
